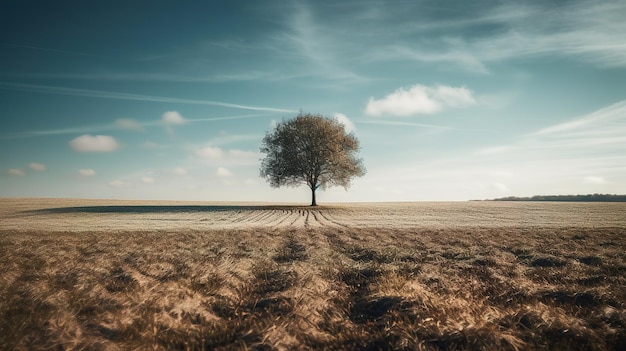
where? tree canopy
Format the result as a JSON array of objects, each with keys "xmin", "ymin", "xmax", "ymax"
[{"xmin": 260, "ymin": 113, "xmax": 365, "ymax": 206}]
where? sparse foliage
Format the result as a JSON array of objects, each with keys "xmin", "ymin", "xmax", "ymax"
[{"xmin": 260, "ymin": 113, "xmax": 365, "ymax": 206}]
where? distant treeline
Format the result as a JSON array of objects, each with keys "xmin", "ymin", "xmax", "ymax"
[{"xmin": 489, "ymin": 194, "xmax": 626, "ymax": 202}]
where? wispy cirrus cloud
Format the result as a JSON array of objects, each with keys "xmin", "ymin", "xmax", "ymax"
[
  {"xmin": 4, "ymin": 124, "xmax": 114, "ymax": 139},
  {"xmin": 1, "ymin": 113, "xmax": 273, "ymax": 140},
  {"xmin": 0, "ymin": 82, "xmax": 296, "ymax": 113},
  {"xmin": 239, "ymin": 1, "xmax": 371, "ymax": 84},
  {"xmin": 365, "ymin": 84, "xmax": 476, "ymax": 117},
  {"xmin": 369, "ymin": 1, "xmax": 626, "ymax": 72},
  {"xmin": 470, "ymin": 100, "xmax": 626, "ymax": 186},
  {"xmin": 0, "ymin": 42, "xmax": 95, "ymax": 57},
  {"xmin": 487, "ymin": 2, "xmax": 626, "ymax": 68},
  {"xmin": 532, "ymin": 101, "xmax": 626, "ymax": 139},
  {"xmin": 187, "ymin": 114, "xmax": 271, "ymax": 124},
  {"xmin": 279, "ymin": 2, "xmax": 361, "ymax": 82},
  {"xmin": 355, "ymin": 100, "xmax": 626, "ymax": 200},
  {"xmin": 237, "ymin": 1, "xmax": 626, "ymax": 79},
  {"xmin": 0, "ymin": 70, "xmax": 306, "ymax": 83},
  {"xmin": 355, "ymin": 101, "xmax": 626, "ymax": 200},
  {"xmin": 355, "ymin": 119, "xmax": 450, "ymax": 131},
  {"xmin": 476, "ymin": 101, "xmax": 626, "ymax": 157}
]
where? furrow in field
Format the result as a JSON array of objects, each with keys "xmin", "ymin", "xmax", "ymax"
[
  {"xmin": 5, "ymin": 199, "xmax": 626, "ymax": 231},
  {"xmin": 306, "ymin": 210, "xmax": 325, "ymax": 228},
  {"xmin": 318, "ymin": 210, "xmax": 351, "ymax": 228},
  {"xmin": 304, "ymin": 210, "xmax": 310, "ymax": 228},
  {"xmin": 239, "ymin": 210, "xmax": 266, "ymax": 223},
  {"xmin": 231, "ymin": 210, "xmax": 251, "ymax": 223},
  {"xmin": 259, "ymin": 210, "xmax": 286, "ymax": 227},
  {"xmin": 288, "ymin": 210, "xmax": 307, "ymax": 227},
  {"xmin": 309, "ymin": 210, "xmax": 339, "ymax": 228},
  {"xmin": 252, "ymin": 210, "xmax": 276, "ymax": 225},
  {"xmin": 225, "ymin": 209, "xmax": 248, "ymax": 223},
  {"xmin": 270, "ymin": 210, "xmax": 296, "ymax": 228}
]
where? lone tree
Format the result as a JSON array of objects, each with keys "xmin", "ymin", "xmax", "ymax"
[{"xmin": 260, "ymin": 113, "xmax": 366, "ymax": 206}]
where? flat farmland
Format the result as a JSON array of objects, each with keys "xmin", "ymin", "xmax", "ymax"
[{"xmin": 0, "ymin": 198, "xmax": 624, "ymax": 350}]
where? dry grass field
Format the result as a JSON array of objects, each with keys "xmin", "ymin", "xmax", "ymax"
[{"xmin": 0, "ymin": 198, "xmax": 624, "ymax": 350}]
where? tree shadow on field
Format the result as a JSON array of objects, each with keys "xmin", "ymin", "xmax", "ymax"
[{"xmin": 21, "ymin": 204, "xmax": 320, "ymax": 215}]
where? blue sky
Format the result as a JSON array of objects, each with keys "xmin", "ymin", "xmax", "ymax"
[{"xmin": 1, "ymin": 0, "xmax": 625, "ymax": 202}]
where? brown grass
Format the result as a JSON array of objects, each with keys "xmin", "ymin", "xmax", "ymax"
[{"xmin": 0, "ymin": 199, "xmax": 624, "ymax": 350}]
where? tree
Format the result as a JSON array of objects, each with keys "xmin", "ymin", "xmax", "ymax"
[{"xmin": 260, "ymin": 113, "xmax": 366, "ymax": 206}]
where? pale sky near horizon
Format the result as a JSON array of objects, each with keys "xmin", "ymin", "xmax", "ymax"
[{"xmin": 1, "ymin": 0, "xmax": 625, "ymax": 203}]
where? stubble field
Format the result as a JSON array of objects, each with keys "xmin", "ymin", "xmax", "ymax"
[{"xmin": 0, "ymin": 198, "xmax": 624, "ymax": 350}]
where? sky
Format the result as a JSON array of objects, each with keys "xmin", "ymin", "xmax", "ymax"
[{"xmin": 1, "ymin": 0, "xmax": 625, "ymax": 203}]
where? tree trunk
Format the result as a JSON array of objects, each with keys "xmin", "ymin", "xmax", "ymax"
[{"xmin": 311, "ymin": 187, "xmax": 317, "ymax": 206}]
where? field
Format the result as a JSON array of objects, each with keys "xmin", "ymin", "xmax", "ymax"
[{"xmin": 0, "ymin": 198, "xmax": 624, "ymax": 350}]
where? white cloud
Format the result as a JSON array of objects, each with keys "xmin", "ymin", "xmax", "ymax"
[
  {"xmin": 194, "ymin": 146, "xmax": 260, "ymax": 170},
  {"xmin": 216, "ymin": 167, "xmax": 232, "ymax": 177},
  {"xmin": 141, "ymin": 176, "xmax": 155, "ymax": 184},
  {"xmin": 583, "ymin": 176, "xmax": 606, "ymax": 185},
  {"xmin": 29, "ymin": 162, "xmax": 46, "ymax": 171},
  {"xmin": 108, "ymin": 180, "xmax": 131, "ymax": 188},
  {"xmin": 172, "ymin": 167, "xmax": 188, "ymax": 176},
  {"xmin": 69, "ymin": 134, "xmax": 119, "ymax": 152},
  {"xmin": 79, "ymin": 169, "xmax": 96, "ymax": 176},
  {"xmin": 365, "ymin": 84, "xmax": 476, "ymax": 117},
  {"xmin": 193, "ymin": 145, "xmax": 259, "ymax": 167},
  {"xmin": 334, "ymin": 113, "xmax": 356, "ymax": 134},
  {"xmin": 115, "ymin": 118, "xmax": 144, "ymax": 131},
  {"xmin": 162, "ymin": 111, "xmax": 185, "ymax": 125},
  {"xmin": 434, "ymin": 85, "xmax": 477, "ymax": 107},
  {"xmin": 196, "ymin": 146, "xmax": 223, "ymax": 159},
  {"xmin": 8, "ymin": 168, "xmax": 25, "ymax": 176}
]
